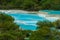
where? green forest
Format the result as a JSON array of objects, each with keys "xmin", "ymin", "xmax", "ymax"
[
  {"xmin": 0, "ymin": 0, "xmax": 60, "ymax": 11},
  {"xmin": 0, "ymin": 13, "xmax": 60, "ymax": 40},
  {"xmin": 0, "ymin": 0, "xmax": 60, "ymax": 40}
]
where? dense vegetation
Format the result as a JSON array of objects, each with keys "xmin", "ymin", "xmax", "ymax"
[
  {"xmin": 30, "ymin": 20, "xmax": 60, "ymax": 40},
  {"xmin": 0, "ymin": 0, "xmax": 60, "ymax": 11},
  {"xmin": 0, "ymin": 13, "xmax": 60, "ymax": 40},
  {"xmin": 0, "ymin": 13, "xmax": 32, "ymax": 40}
]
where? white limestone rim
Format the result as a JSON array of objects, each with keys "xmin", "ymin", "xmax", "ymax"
[
  {"xmin": 0, "ymin": 10, "xmax": 37, "ymax": 14},
  {"xmin": 0, "ymin": 10, "xmax": 60, "ymax": 21},
  {"xmin": 0, "ymin": 10, "xmax": 48, "ymax": 14}
]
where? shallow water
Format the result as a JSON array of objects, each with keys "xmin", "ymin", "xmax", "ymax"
[
  {"xmin": 8, "ymin": 13, "xmax": 46, "ymax": 30},
  {"xmin": 40, "ymin": 10, "xmax": 60, "ymax": 15},
  {"xmin": 5, "ymin": 10, "xmax": 60, "ymax": 30}
]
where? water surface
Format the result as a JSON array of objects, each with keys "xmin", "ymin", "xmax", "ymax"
[
  {"xmin": 8, "ymin": 13, "xmax": 46, "ymax": 30},
  {"xmin": 4, "ymin": 10, "xmax": 60, "ymax": 30}
]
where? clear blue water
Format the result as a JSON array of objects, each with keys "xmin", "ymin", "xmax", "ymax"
[
  {"xmin": 49, "ymin": 11, "xmax": 60, "ymax": 14},
  {"xmin": 8, "ymin": 13, "xmax": 46, "ymax": 30},
  {"xmin": 40, "ymin": 10, "xmax": 60, "ymax": 15},
  {"xmin": 6, "ymin": 10, "xmax": 60, "ymax": 30}
]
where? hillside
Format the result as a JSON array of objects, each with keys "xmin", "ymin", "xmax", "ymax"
[{"xmin": 0, "ymin": 0, "xmax": 60, "ymax": 11}]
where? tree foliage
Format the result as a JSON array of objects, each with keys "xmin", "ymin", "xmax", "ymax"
[
  {"xmin": 0, "ymin": 13, "xmax": 60, "ymax": 40},
  {"xmin": 0, "ymin": 0, "xmax": 60, "ymax": 10},
  {"xmin": 0, "ymin": 13, "xmax": 32, "ymax": 40},
  {"xmin": 29, "ymin": 20, "xmax": 60, "ymax": 40}
]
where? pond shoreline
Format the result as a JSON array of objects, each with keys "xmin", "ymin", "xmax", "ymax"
[
  {"xmin": 0, "ymin": 10, "xmax": 60, "ymax": 18},
  {"xmin": 0, "ymin": 10, "xmax": 48, "ymax": 14}
]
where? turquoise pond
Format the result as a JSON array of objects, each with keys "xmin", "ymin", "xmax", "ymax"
[
  {"xmin": 6, "ymin": 10, "xmax": 60, "ymax": 30},
  {"xmin": 40, "ymin": 10, "xmax": 60, "ymax": 14},
  {"xmin": 8, "ymin": 13, "xmax": 45, "ymax": 30}
]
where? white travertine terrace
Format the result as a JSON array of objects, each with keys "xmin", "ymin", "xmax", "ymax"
[
  {"xmin": 0, "ymin": 10, "xmax": 60, "ymax": 21},
  {"xmin": 0, "ymin": 10, "xmax": 37, "ymax": 14},
  {"xmin": 37, "ymin": 11, "xmax": 60, "ymax": 21},
  {"xmin": 14, "ymin": 20, "xmax": 37, "ymax": 26}
]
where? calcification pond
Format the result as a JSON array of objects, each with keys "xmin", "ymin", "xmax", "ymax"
[{"xmin": 1, "ymin": 10, "xmax": 60, "ymax": 30}]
